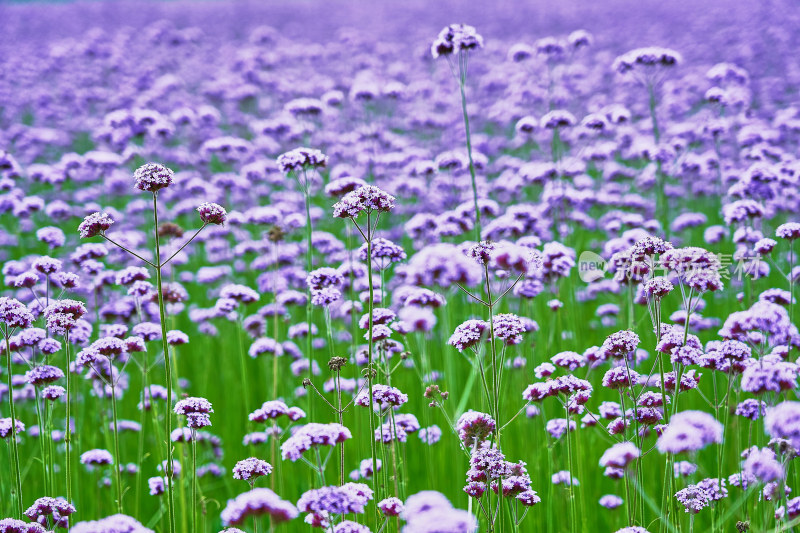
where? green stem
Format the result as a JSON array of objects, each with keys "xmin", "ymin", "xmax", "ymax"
[
  {"xmin": 64, "ymin": 332, "xmax": 72, "ymax": 522},
  {"xmin": 457, "ymin": 52, "xmax": 481, "ymax": 241},
  {"xmin": 34, "ymin": 388, "xmax": 50, "ymax": 496},
  {"xmin": 564, "ymin": 403, "xmax": 577, "ymax": 533},
  {"xmin": 5, "ymin": 332, "xmax": 23, "ymax": 517},
  {"xmin": 192, "ymin": 431, "xmax": 198, "ymax": 533},
  {"xmin": 364, "ymin": 212, "xmax": 380, "ymax": 522},
  {"xmin": 236, "ymin": 317, "xmax": 252, "ymax": 413},
  {"xmin": 304, "ymin": 178, "xmax": 315, "ymax": 423},
  {"xmin": 153, "ymin": 192, "xmax": 177, "ymax": 533},
  {"xmin": 110, "ymin": 377, "xmax": 123, "ymax": 513},
  {"xmin": 135, "ymin": 346, "xmax": 148, "ymax": 518}
]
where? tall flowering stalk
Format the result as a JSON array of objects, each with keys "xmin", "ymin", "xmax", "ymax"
[
  {"xmin": 278, "ymin": 147, "xmax": 328, "ymax": 420},
  {"xmin": 306, "ymin": 265, "xmax": 351, "ymax": 488},
  {"xmin": 776, "ymin": 223, "xmax": 800, "ymax": 325},
  {"xmin": 333, "ymin": 184, "xmax": 396, "ymax": 512},
  {"xmin": 43, "ymin": 298, "xmax": 86, "ymax": 526},
  {"xmin": 612, "ymin": 47, "xmax": 682, "ymax": 235},
  {"xmin": 174, "ymin": 397, "xmax": 213, "ymax": 533},
  {"xmin": 77, "ymin": 162, "xmax": 225, "ymax": 533},
  {"xmin": 74, "ymin": 336, "xmax": 129, "ymax": 514},
  {"xmin": 432, "ymin": 24, "xmax": 485, "ymax": 241},
  {"xmin": 0, "ymin": 297, "xmax": 34, "ymax": 517},
  {"xmin": 449, "ymin": 242, "xmax": 532, "ymax": 532}
]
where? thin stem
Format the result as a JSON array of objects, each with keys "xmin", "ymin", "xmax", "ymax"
[
  {"xmin": 364, "ymin": 212, "xmax": 380, "ymax": 521},
  {"xmin": 454, "ymin": 283, "xmax": 489, "ymax": 306},
  {"xmin": 153, "ymin": 192, "xmax": 177, "ymax": 533},
  {"xmin": 135, "ymin": 346, "xmax": 149, "ymax": 517},
  {"xmin": 304, "ymin": 176, "xmax": 315, "ymax": 423},
  {"xmin": 160, "ymin": 224, "xmax": 208, "ymax": 267},
  {"xmin": 110, "ymin": 375, "xmax": 124, "ymax": 514},
  {"xmin": 63, "ymin": 331, "xmax": 72, "ymax": 523},
  {"xmin": 236, "ymin": 316, "xmax": 252, "ymax": 413},
  {"xmin": 192, "ymin": 430, "xmax": 198, "ymax": 533},
  {"xmin": 457, "ymin": 50, "xmax": 482, "ymax": 241},
  {"xmin": 34, "ymin": 388, "xmax": 49, "ymax": 495},
  {"xmin": 101, "ymin": 235, "xmax": 157, "ymax": 268},
  {"xmin": 336, "ymin": 371, "xmax": 345, "ymax": 487},
  {"xmin": 5, "ymin": 331, "xmax": 23, "ymax": 517},
  {"xmin": 564, "ymin": 402, "xmax": 577, "ymax": 533}
]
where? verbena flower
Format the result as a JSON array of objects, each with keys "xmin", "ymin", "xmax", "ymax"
[
  {"xmin": 197, "ymin": 202, "xmax": 227, "ymax": 225},
  {"xmin": 78, "ymin": 212, "xmax": 114, "ymax": 238},
  {"xmin": 448, "ymin": 320, "xmax": 488, "ymax": 352},
  {"xmin": 431, "ymin": 24, "xmax": 484, "ymax": 58},
  {"xmin": 332, "ymin": 185, "xmax": 395, "ymax": 219},
  {"xmin": 232, "ymin": 457, "xmax": 273, "ymax": 483},
  {"xmin": 281, "ymin": 423, "xmax": 351, "ymax": 461},
  {"xmin": 134, "ymin": 163, "xmax": 174, "ymax": 192},
  {"xmin": 220, "ymin": 488, "xmax": 298, "ymax": 526},
  {"xmin": 657, "ymin": 411, "xmax": 723, "ymax": 454},
  {"xmin": 598, "ymin": 442, "xmax": 640, "ymax": 469},
  {"xmin": 674, "ymin": 485, "xmax": 710, "ymax": 514}
]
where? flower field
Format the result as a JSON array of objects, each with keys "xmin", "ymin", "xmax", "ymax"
[{"xmin": 0, "ymin": 1, "xmax": 799, "ymax": 532}]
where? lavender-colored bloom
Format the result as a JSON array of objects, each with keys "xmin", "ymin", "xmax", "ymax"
[
  {"xmin": 735, "ymin": 399, "xmax": 767, "ymax": 420},
  {"xmin": 0, "ymin": 519, "xmax": 47, "ymax": 532},
  {"xmin": 456, "ymin": 410, "xmax": 496, "ymax": 445},
  {"xmin": 602, "ymin": 330, "xmax": 640, "ymax": 357},
  {"xmin": 281, "ymin": 423, "xmax": 352, "ymax": 461},
  {"xmin": 657, "ymin": 411, "xmax": 723, "ymax": 454},
  {"xmin": 332, "ymin": 185, "xmax": 395, "ymax": 219},
  {"xmin": 697, "ymin": 478, "xmax": 728, "ymax": 501},
  {"xmin": 134, "ymin": 163, "xmax": 173, "ymax": 192},
  {"xmin": 599, "ymin": 494, "xmax": 623, "ymax": 509},
  {"xmin": 197, "ymin": 202, "xmax": 227, "ymax": 225},
  {"xmin": 740, "ymin": 359, "xmax": 797, "ymax": 394},
  {"xmin": 598, "ymin": 442, "xmax": 640, "ymax": 469},
  {"xmin": 0, "ymin": 297, "xmax": 34, "ymax": 330},
  {"xmin": 448, "ymin": 320, "xmax": 488, "ymax": 352},
  {"xmin": 492, "ymin": 313, "xmax": 526, "ymax": 345},
  {"xmin": 613, "ymin": 46, "xmax": 682, "ymax": 75},
  {"xmin": 419, "ymin": 425, "xmax": 442, "ymax": 445},
  {"xmin": 25, "ymin": 365, "xmax": 64, "ymax": 386},
  {"xmin": 277, "ymin": 147, "xmax": 327, "ymax": 173},
  {"xmin": 80, "ymin": 448, "xmax": 113, "ymax": 469},
  {"xmin": 174, "ymin": 397, "xmax": 213, "ymax": 415},
  {"xmin": 546, "ymin": 419, "xmax": 576, "ymax": 440},
  {"xmin": 602, "ymin": 367, "xmax": 640, "ymax": 389},
  {"xmin": 743, "ymin": 447, "xmax": 784, "ymax": 482},
  {"xmin": 148, "ymin": 477, "xmax": 166, "ymax": 496},
  {"xmin": 765, "ymin": 402, "xmax": 800, "ymax": 451},
  {"xmin": 24, "ymin": 496, "xmax": 75, "ymax": 528},
  {"xmin": 355, "ymin": 384, "xmax": 408, "ymax": 408},
  {"xmin": 297, "ymin": 483, "xmax": 373, "ymax": 517},
  {"xmin": 42, "ymin": 385, "xmax": 66, "ymax": 401},
  {"xmin": 431, "ymin": 24, "xmax": 484, "ymax": 58},
  {"xmin": 220, "ymin": 488, "xmax": 298, "ymax": 526},
  {"xmin": 674, "ymin": 461, "xmax": 697, "ymax": 477},
  {"xmin": 378, "ymin": 497, "xmax": 404, "ymax": 517},
  {"xmin": 332, "ymin": 521, "xmax": 370, "ymax": 533},
  {"xmin": 37, "ymin": 227, "xmax": 66, "ymax": 248},
  {"xmin": 675, "ymin": 485, "xmax": 710, "ymax": 513},
  {"xmin": 78, "ymin": 212, "xmax": 114, "ymax": 239},
  {"xmin": 248, "ymin": 338, "xmax": 283, "ymax": 359},
  {"xmin": 71, "ymin": 514, "xmax": 153, "ymax": 533},
  {"xmin": 776, "ymin": 222, "xmax": 800, "ymax": 240},
  {"xmin": 232, "ymin": 457, "xmax": 273, "ymax": 482},
  {"xmin": 552, "ymin": 470, "xmax": 579, "ymax": 486},
  {"xmin": 402, "ymin": 490, "xmax": 477, "ymax": 533},
  {"xmin": 359, "ymin": 458, "xmax": 382, "ymax": 479}
]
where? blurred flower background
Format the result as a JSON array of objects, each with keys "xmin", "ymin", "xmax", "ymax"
[{"xmin": 0, "ymin": 0, "xmax": 799, "ymax": 532}]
